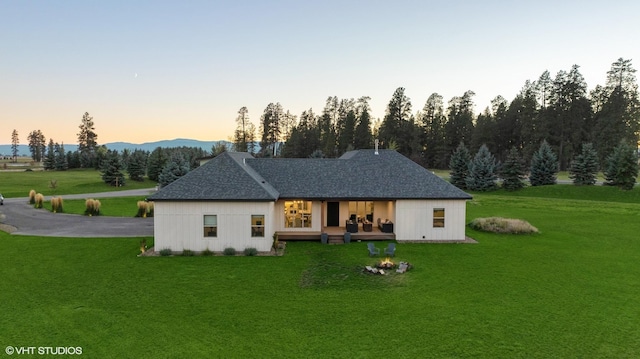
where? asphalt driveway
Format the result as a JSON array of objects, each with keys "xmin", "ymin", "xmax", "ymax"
[{"xmin": 0, "ymin": 189, "xmax": 155, "ymax": 237}]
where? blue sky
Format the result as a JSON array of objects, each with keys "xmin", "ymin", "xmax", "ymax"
[{"xmin": 2, "ymin": 0, "xmax": 639, "ymax": 144}]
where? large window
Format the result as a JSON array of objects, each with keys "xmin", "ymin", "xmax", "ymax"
[
  {"xmin": 433, "ymin": 208, "xmax": 445, "ymax": 228},
  {"xmin": 348, "ymin": 201, "xmax": 374, "ymax": 223},
  {"xmin": 204, "ymin": 215, "xmax": 217, "ymax": 237},
  {"xmin": 284, "ymin": 200, "xmax": 312, "ymax": 228},
  {"xmin": 252, "ymin": 215, "xmax": 265, "ymax": 237}
]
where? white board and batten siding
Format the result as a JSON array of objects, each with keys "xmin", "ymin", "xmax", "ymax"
[
  {"xmin": 395, "ymin": 200, "xmax": 467, "ymax": 241},
  {"xmin": 154, "ymin": 201, "xmax": 275, "ymax": 252}
]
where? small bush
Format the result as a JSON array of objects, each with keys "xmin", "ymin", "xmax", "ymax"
[
  {"xmin": 28, "ymin": 189, "xmax": 36, "ymax": 204},
  {"xmin": 201, "ymin": 248, "xmax": 214, "ymax": 256},
  {"xmin": 469, "ymin": 217, "xmax": 538, "ymax": 234},
  {"xmin": 244, "ymin": 247, "xmax": 258, "ymax": 256},
  {"xmin": 85, "ymin": 198, "xmax": 101, "ymax": 216},
  {"xmin": 146, "ymin": 201, "xmax": 154, "ymax": 217},
  {"xmin": 50, "ymin": 197, "xmax": 64, "ymax": 213},
  {"xmin": 222, "ymin": 247, "xmax": 236, "ymax": 256},
  {"xmin": 34, "ymin": 193, "xmax": 44, "ymax": 209},
  {"xmin": 159, "ymin": 248, "xmax": 172, "ymax": 256},
  {"xmin": 135, "ymin": 201, "xmax": 154, "ymax": 218},
  {"xmin": 182, "ymin": 249, "xmax": 195, "ymax": 256}
]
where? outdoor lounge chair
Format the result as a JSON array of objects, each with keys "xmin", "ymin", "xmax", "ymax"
[
  {"xmin": 367, "ymin": 243, "xmax": 380, "ymax": 257},
  {"xmin": 384, "ymin": 243, "xmax": 396, "ymax": 257}
]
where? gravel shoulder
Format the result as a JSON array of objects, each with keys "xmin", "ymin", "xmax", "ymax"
[{"xmin": 0, "ymin": 188, "xmax": 156, "ymax": 237}]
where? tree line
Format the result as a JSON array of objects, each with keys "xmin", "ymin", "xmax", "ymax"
[
  {"xmin": 9, "ymin": 57, "xmax": 638, "ymax": 189},
  {"xmin": 231, "ymin": 58, "xmax": 638, "ymax": 172}
]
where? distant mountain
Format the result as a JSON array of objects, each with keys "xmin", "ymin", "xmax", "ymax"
[
  {"xmin": 104, "ymin": 138, "xmax": 232, "ymax": 152},
  {"xmin": 0, "ymin": 139, "xmax": 232, "ymax": 157}
]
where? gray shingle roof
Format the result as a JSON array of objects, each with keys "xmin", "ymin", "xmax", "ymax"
[
  {"xmin": 148, "ymin": 152, "xmax": 279, "ymax": 201},
  {"xmin": 149, "ymin": 149, "xmax": 471, "ymax": 201}
]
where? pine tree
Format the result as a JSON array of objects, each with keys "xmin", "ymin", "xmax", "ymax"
[
  {"xmin": 147, "ymin": 147, "xmax": 166, "ymax": 182},
  {"xmin": 27, "ymin": 130, "xmax": 46, "ymax": 162},
  {"xmin": 77, "ymin": 112, "xmax": 99, "ymax": 168},
  {"xmin": 419, "ymin": 93, "xmax": 447, "ymax": 168},
  {"xmin": 448, "ymin": 142, "xmax": 471, "ymax": 189},
  {"xmin": 353, "ymin": 96, "xmax": 373, "ymax": 149},
  {"xmin": 101, "ymin": 150, "xmax": 126, "ymax": 186},
  {"xmin": 127, "ymin": 149, "xmax": 148, "ymax": 182},
  {"xmin": 54, "ymin": 143, "xmax": 68, "ymax": 171},
  {"xmin": 11, "ymin": 129, "xmax": 19, "ymax": 162},
  {"xmin": 529, "ymin": 140, "xmax": 558, "ymax": 186},
  {"xmin": 568, "ymin": 143, "xmax": 599, "ymax": 185},
  {"xmin": 500, "ymin": 146, "xmax": 526, "ymax": 191},
  {"xmin": 603, "ymin": 140, "xmax": 638, "ymax": 190},
  {"xmin": 158, "ymin": 153, "xmax": 190, "ymax": 187},
  {"xmin": 379, "ymin": 87, "xmax": 415, "ymax": 156},
  {"xmin": 466, "ymin": 144, "xmax": 498, "ymax": 191},
  {"xmin": 43, "ymin": 139, "xmax": 55, "ymax": 170}
]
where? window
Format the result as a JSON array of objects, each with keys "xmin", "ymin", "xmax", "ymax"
[
  {"xmin": 433, "ymin": 208, "xmax": 445, "ymax": 228},
  {"xmin": 348, "ymin": 201, "xmax": 374, "ymax": 223},
  {"xmin": 204, "ymin": 215, "xmax": 217, "ymax": 237},
  {"xmin": 252, "ymin": 215, "xmax": 265, "ymax": 237},
  {"xmin": 284, "ymin": 200, "xmax": 312, "ymax": 228}
]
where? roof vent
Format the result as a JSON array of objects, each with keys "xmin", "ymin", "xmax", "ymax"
[{"xmin": 374, "ymin": 139, "xmax": 379, "ymax": 155}]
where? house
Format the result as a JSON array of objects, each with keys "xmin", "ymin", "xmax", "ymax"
[{"xmin": 148, "ymin": 149, "xmax": 472, "ymax": 253}]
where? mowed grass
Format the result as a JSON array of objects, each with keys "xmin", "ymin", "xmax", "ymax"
[
  {"xmin": 1, "ymin": 186, "xmax": 640, "ymax": 357},
  {"xmin": 0, "ymin": 169, "xmax": 154, "ymax": 198}
]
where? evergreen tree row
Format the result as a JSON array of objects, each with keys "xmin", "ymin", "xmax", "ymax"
[
  {"xmin": 229, "ymin": 58, "xmax": 638, "ymax": 170},
  {"xmin": 449, "ymin": 140, "xmax": 637, "ymax": 191}
]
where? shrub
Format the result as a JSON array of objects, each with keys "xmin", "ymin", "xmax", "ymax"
[
  {"xmin": 28, "ymin": 189, "xmax": 36, "ymax": 204},
  {"xmin": 469, "ymin": 217, "xmax": 538, "ymax": 234},
  {"xmin": 244, "ymin": 247, "xmax": 258, "ymax": 256},
  {"xmin": 84, "ymin": 198, "xmax": 101, "ymax": 216},
  {"xmin": 34, "ymin": 193, "xmax": 44, "ymax": 209},
  {"xmin": 159, "ymin": 248, "xmax": 172, "ymax": 256},
  {"xmin": 146, "ymin": 202, "xmax": 154, "ymax": 217},
  {"xmin": 50, "ymin": 197, "xmax": 64, "ymax": 213},
  {"xmin": 201, "ymin": 248, "xmax": 214, "ymax": 256},
  {"xmin": 135, "ymin": 201, "xmax": 154, "ymax": 218},
  {"xmin": 223, "ymin": 247, "xmax": 236, "ymax": 256},
  {"xmin": 182, "ymin": 249, "xmax": 195, "ymax": 256}
]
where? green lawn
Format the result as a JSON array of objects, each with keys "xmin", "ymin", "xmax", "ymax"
[
  {"xmin": 1, "ymin": 186, "xmax": 640, "ymax": 358},
  {"xmin": 0, "ymin": 169, "xmax": 154, "ymax": 198}
]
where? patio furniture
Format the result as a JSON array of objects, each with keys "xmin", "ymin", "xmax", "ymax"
[
  {"xmin": 346, "ymin": 220, "xmax": 358, "ymax": 233},
  {"xmin": 384, "ymin": 243, "xmax": 396, "ymax": 257},
  {"xmin": 377, "ymin": 218, "xmax": 394, "ymax": 233},
  {"xmin": 367, "ymin": 243, "xmax": 380, "ymax": 257},
  {"xmin": 362, "ymin": 222, "xmax": 372, "ymax": 232}
]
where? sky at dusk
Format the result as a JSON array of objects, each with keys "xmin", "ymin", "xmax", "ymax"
[{"xmin": 2, "ymin": 0, "xmax": 639, "ymax": 145}]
